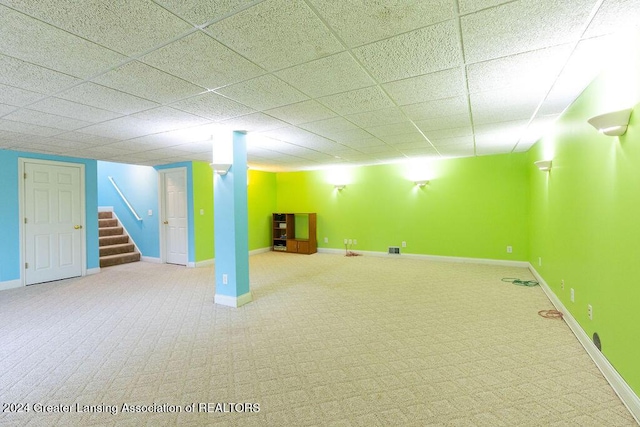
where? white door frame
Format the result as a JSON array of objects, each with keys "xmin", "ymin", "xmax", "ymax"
[
  {"xmin": 158, "ymin": 167, "xmax": 189, "ymax": 265},
  {"xmin": 18, "ymin": 158, "xmax": 87, "ymax": 287}
]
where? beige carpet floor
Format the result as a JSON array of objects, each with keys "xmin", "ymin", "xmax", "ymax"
[{"xmin": 0, "ymin": 252, "xmax": 636, "ymax": 426}]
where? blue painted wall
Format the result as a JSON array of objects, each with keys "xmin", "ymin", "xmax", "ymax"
[
  {"xmin": 97, "ymin": 161, "xmax": 160, "ymax": 258},
  {"xmin": 0, "ymin": 150, "xmax": 98, "ymax": 283},
  {"xmin": 155, "ymin": 162, "xmax": 195, "ymax": 263}
]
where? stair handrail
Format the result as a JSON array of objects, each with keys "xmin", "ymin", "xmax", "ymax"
[{"xmin": 107, "ymin": 176, "xmax": 142, "ymax": 221}]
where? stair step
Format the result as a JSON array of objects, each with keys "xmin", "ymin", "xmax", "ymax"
[
  {"xmin": 98, "ymin": 211, "xmax": 113, "ymax": 219},
  {"xmin": 99, "ymin": 218, "xmax": 118, "ymax": 228},
  {"xmin": 100, "ymin": 243, "xmax": 135, "ymax": 257},
  {"xmin": 99, "ymin": 235, "xmax": 129, "ymax": 246},
  {"xmin": 99, "ymin": 226, "xmax": 123, "ymax": 237},
  {"xmin": 100, "ymin": 252, "xmax": 141, "ymax": 268}
]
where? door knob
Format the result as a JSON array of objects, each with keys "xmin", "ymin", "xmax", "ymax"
[
  {"xmin": 74, "ymin": 225, "xmax": 83, "ymax": 229},
  {"xmin": 163, "ymin": 221, "xmax": 168, "ymax": 225}
]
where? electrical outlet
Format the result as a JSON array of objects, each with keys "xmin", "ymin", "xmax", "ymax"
[
  {"xmin": 348, "ymin": 239, "xmax": 353, "ymax": 245},
  {"xmin": 570, "ymin": 288, "xmax": 575, "ymax": 302},
  {"xmin": 344, "ymin": 238, "xmax": 348, "ymax": 244},
  {"xmin": 506, "ymin": 245, "xmax": 512, "ymax": 253},
  {"xmin": 324, "ymin": 237, "xmax": 328, "ymax": 243},
  {"xmin": 538, "ymin": 257, "xmax": 542, "ymax": 267},
  {"xmin": 353, "ymin": 239, "xmax": 357, "ymax": 245},
  {"xmin": 199, "ymin": 209, "xmax": 204, "ymax": 215},
  {"xmin": 222, "ymin": 274, "xmax": 228, "ymax": 285},
  {"xmin": 402, "ymin": 241, "xmax": 407, "ymax": 248},
  {"xmin": 561, "ymin": 279, "xmax": 564, "ymax": 290},
  {"xmin": 588, "ymin": 304, "xmax": 593, "ymax": 320}
]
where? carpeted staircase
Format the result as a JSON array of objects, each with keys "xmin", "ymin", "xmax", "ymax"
[{"xmin": 99, "ymin": 211, "xmax": 140, "ymax": 268}]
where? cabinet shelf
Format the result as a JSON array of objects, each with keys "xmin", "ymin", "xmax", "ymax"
[{"xmin": 272, "ymin": 213, "xmax": 317, "ymax": 255}]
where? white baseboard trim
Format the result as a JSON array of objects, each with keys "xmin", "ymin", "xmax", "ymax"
[
  {"xmin": 0, "ymin": 279, "xmax": 22, "ymax": 291},
  {"xmin": 214, "ymin": 291, "xmax": 253, "ymax": 308},
  {"xmin": 317, "ymin": 248, "xmax": 528, "ymax": 267},
  {"xmin": 529, "ymin": 265, "xmax": 640, "ymax": 424},
  {"xmin": 193, "ymin": 259, "xmax": 214, "ymax": 267},
  {"xmin": 249, "ymin": 247, "xmax": 271, "ymax": 256},
  {"xmin": 141, "ymin": 256, "xmax": 161, "ymax": 263},
  {"xmin": 86, "ymin": 267, "xmax": 100, "ymax": 276}
]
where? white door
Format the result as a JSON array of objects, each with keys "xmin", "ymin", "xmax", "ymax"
[
  {"xmin": 163, "ymin": 169, "xmax": 188, "ymax": 265},
  {"xmin": 24, "ymin": 161, "xmax": 83, "ymax": 285}
]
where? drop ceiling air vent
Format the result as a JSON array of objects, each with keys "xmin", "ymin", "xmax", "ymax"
[{"xmin": 388, "ymin": 246, "xmax": 400, "ymax": 255}]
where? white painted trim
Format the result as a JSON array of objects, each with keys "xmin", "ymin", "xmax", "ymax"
[
  {"xmin": 86, "ymin": 268, "xmax": 100, "ymax": 276},
  {"xmin": 187, "ymin": 262, "xmax": 195, "ymax": 267},
  {"xmin": 529, "ymin": 265, "xmax": 640, "ymax": 424},
  {"xmin": 98, "ymin": 206, "xmax": 114, "ymax": 212},
  {"xmin": 194, "ymin": 259, "xmax": 214, "ymax": 267},
  {"xmin": 249, "ymin": 247, "xmax": 271, "ymax": 256},
  {"xmin": 141, "ymin": 256, "xmax": 161, "ymax": 263},
  {"xmin": 158, "ymin": 167, "xmax": 188, "ymax": 266},
  {"xmin": 0, "ymin": 279, "xmax": 22, "ymax": 291},
  {"xmin": 19, "ymin": 158, "xmax": 87, "ymax": 286},
  {"xmin": 316, "ymin": 248, "xmax": 529, "ymax": 267},
  {"xmin": 214, "ymin": 292, "xmax": 253, "ymax": 308}
]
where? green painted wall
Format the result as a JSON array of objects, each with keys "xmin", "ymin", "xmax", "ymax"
[
  {"xmin": 193, "ymin": 161, "xmax": 214, "ymax": 262},
  {"xmin": 248, "ymin": 169, "xmax": 277, "ymax": 251},
  {"xmin": 276, "ymin": 154, "xmax": 529, "ymax": 260},
  {"xmin": 528, "ymin": 63, "xmax": 640, "ymax": 394}
]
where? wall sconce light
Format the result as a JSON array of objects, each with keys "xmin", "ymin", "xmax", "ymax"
[
  {"xmin": 210, "ymin": 163, "xmax": 231, "ymax": 175},
  {"xmin": 587, "ymin": 108, "xmax": 633, "ymax": 136},
  {"xmin": 414, "ymin": 180, "xmax": 429, "ymax": 187},
  {"xmin": 534, "ymin": 160, "xmax": 552, "ymax": 171},
  {"xmin": 334, "ymin": 184, "xmax": 346, "ymax": 190}
]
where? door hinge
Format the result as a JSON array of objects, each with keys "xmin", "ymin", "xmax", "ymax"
[
  {"xmin": 25, "ymin": 262, "xmax": 28, "ymax": 269},
  {"xmin": 24, "ymin": 217, "xmax": 27, "ymax": 224},
  {"xmin": 24, "ymin": 172, "xmax": 27, "ymax": 179}
]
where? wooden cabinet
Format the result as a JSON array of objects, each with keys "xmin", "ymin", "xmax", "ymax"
[{"xmin": 273, "ymin": 213, "xmax": 316, "ymax": 254}]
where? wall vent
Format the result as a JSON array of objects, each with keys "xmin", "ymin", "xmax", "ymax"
[{"xmin": 388, "ymin": 246, "xmax": 400, "ymax": 255}]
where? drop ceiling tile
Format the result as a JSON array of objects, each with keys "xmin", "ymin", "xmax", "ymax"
[
  {"xmin": 401, "ymin": 96, "xmax": 468, "ymax": 121},
  {"xmin": 58, "ymin": 82, "xmax": 160, "ymax": 114},
  {"xmin": 218, "ymin": 112, "xmax": 290, "ymax": 132},
  {"xmin": 56, "ymin": 132, "xmax": 119, "ymax": 145},
  {"xmin": 317, "ymin": 86, "xmax": 395, "ymax": 116},
  {"xmin": 341, "ymin": 137, "xmax": 386, "ymax": 149},
  {"xmin": 431, "ymin": 135, "xmax": 475, "ymax": 147},
  {"xmin": 330, "ymin": 128, "xmax": 375, "ymax": 144},
  {"xmin": 0, "ymin": 83, "xmax": 45, "ymax": 107},
  {"xmin": 155, "ymin": 0, "xmax": 255, "ymax": 26},
  {"xmin": 461, "ymin": 0, "xmax": 593, "ymax": 64},
  {"xmin": 353, "ymin": 21, "xmax": 462, "ymax": 83},
  {"xmin": 474, "ymin": 120, "xmax": 528, "ymax": 151},
  {"xmin": 435, "ymin": 144, "xmax": 474, "ymax": 157},
  {"xmin": 415, "ymin": 113, "xmax": 471, "ymax": 132},
  {"xmin": 382, "ymin": 68, "xmax": 465, "ymax": 105},
  {"xmin": 366, "ymin": 122, "xmax": 418, "ymax": 138},
  {"xmin": 3, "ymin": 0, "xmax": 193, "ymax": 56},
  {"xmin": 215, "ymin": 75, "xmax": 308, "ymax": 111},
  {"xmin": 3, "ymin": 109, "xmax": 92, "ymax": 131},
  {"xmin": 390, "ymin": 140, "xmax": 432, "ymax": 151},
  {"xmin": 424, "ymin": 126, "xmax": 473, "ymax": 140},
  {"xmin": 130, "ymin": 107, "xmax": 211, "ymax": 130},
  {"xmin": 585, "ymin": 0, "xmax": 640, "ymax": 38},
  {"xmin": 345, "ymin": 107, "xmax": 408, "ymax": 128},
  {"xmin": 78, "ymin": 117, "xmax": 160, "ymax": 140},
  {"xmin": 470, "ymin": 87, "xmax": 543, "ymax": 125},
  {"xmin": 0, "ymin": 6, "xmax": 126, "ymax": 78},
  {"xmin": 309, "ymin": 0, "xmax": 455, "ymax": 47},
  {"xmin": 458, "ymin": 0, "xmax": 513, "ymax": 15},
  {"xmin": 141, "ymin": 32, "xmax": 265, "ymax": 90},
  {"xmin": 170, "ymin": 92, "xmax": 255, "ymax": 121},
  {"xmin": 28, "ymin": 98, "xmax": 122, "ymax": 123},
  {"xmin": 264, "ymin": 100, "xmax": 336, "ymax": 125},
  {"xmin": 205, "ymin": 0, "xmax": 343, "ymax": 71},
  {"xmin": 0, "ymin": 103, "xmax": 18, "ymax": 116},
  {"xmin": 379, "ymin": 132, "xmax": 426, "ymax": 145},
  {"xmin": 93, "ymin": 61, "xmax": 204, "ymax": 104},
  {"xmin": 397, "ymin": 146, "xmax": 438, "ymax": 157},
  {"xmin": 356, "ymin": 144, "xmax": 398, "ymax": 154},
  {"xmin": 467, "ymin": 44, "xmax": 572, "ymax": 94},
  {"xmin": 298, "ymin": 117, "xmax": 359, "ymax": 137},
  {"xmin": 275, "ymin": 52, "xmax": 374, "ymax": 98},
  {"xmin": 0, "ymin": 118, "xmax": 61, "ymax": 137},
  {"xmin": 0, "ymin": 54, "xmax": 81, "ymax": 94}
]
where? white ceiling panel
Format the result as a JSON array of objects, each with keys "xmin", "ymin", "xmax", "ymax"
[
  {"xmin": 140, "ymin": 32, "xmax": 265, "ymax": 90},
  {"xmin": 218, "ymin": 112, "xmax": 289, "ymax": 133},
  {"xmin": 470, "ymin": 86, "xmax": 545, "ymax": 125},
  {"xmin": 309, "ymin": 0, "xmax": 455, "ymax": 48},
  {"xmin": 170, "ymin": 92, "xmax": 255, "ymax": 121},
  {"xmin": 316, "ymin": 86, "xmax": 395, "ymax": 116},
  {"xmin": 0, "ymin": 118, "xmax": 61, "ymax": 137},
  {"xmin": 353, "ymin": 21, "xmax": 462, "ymax": 83},
  {"xmin": 298, "ymin": 116, "xmax": 359, "ymax": 136},
  {"xmin": 415, "ymin": 113, "xmax": 471, "ymax": 133},
  {"xmin": 341, "ymin": 137, "xmax": 386, "ymax": 149},
  {"xmin": 461, "ymin": 0, "xmax": 593, "ymax": 64},
  {"xmin": 584, "ymin": 0, "xmax": 640, "ymax": 38},
  {"xmin": 275, "ymin": 52, "xmax": 374, "ymax": 98},
  {"xmin": 28, "ymin": 98, "xmax": 122, "ymax": 123},
  {"xmin": 345, "ymin": 107, "xmax": 408, "ymax": 128},
  {"xmin": 330, "ymin": 128, "xmax": 376, "ymax": 144},
  {"xmin": 401, "ymin": 96, "xmax": 468, "ymax": 121},
  {"xmin": 0, "ymin": 5, "xmax": 126, "ymax": 78},
  {"xmin": 3, "ymin": 109, "xmax": 92, "ymax": 131},
  {"xmin": 0, "ymin": 54, "xmax": 80, "ymax": 94},
  {"xmin": 436, "ymin": 144, "xmax": 475, "ymax": 157},
  {"xmin": 1, "ymin": 0, "xmax": 193, "ymax": 56},
  {"xmin": 129, "ymin": 107, "xmax": 211, "ymax": 134},
  {"xmin": 264, "ymin": 100, "xmax": 336, "ymax": 125},
  {"xmin": 55, "ymin": 132, "xmax": 119, "ymax": 145},
  {"xmin": 458, "ymin": 0, "xmax": 513, "ymax": 15},
  {"xmin": 397, "ymin": 146, "xmax": 438, "ymax": 157},
  {"xmin": 0, "ymin": 83, "xmax": 43, "ymax": 107},
  {"xmin": 382, "ymin": 68, "xmax": 465, "ymax": 105},
  {"xmin": 93, "ymin": 61, "xmax": 204, "ymax": 104},
  {"xmin": 155, "ymin": 0, "xmax": 256, "ymax": 26},
  {"xmin": 424, "ymin": 126, "xmax": 473, "ymax": 140},
  {"xmin": 390, "ymin": 140, "xmax": 433, "ymax": 151},
  {"xmin": 379, "ymin": 131, "xmax": 426, "ymax": 146},
  {"xmin": 78, "ymin": 117, "xmax": 162, "ymax": 140},
  {"xmin": 205, "ymin": 0, "xmax": 343, "ymax": 71},
  {"xmin": 57, "ymin": 83, "xmax": 160, "ymax": 115},
  {"xmin": 214, "ymin": 74, "xmax": 308, "ymax": 111},
  {"xmin": 0, "ymin": 103, "xmax": 18, "ymax": 116},
  {"xmin": 430, "ymin": 135, "xmax": 475, "ymax": 147},
  {"xmin": 366, "ymin": 122, "xmax": 419, "ymax": 138}
]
